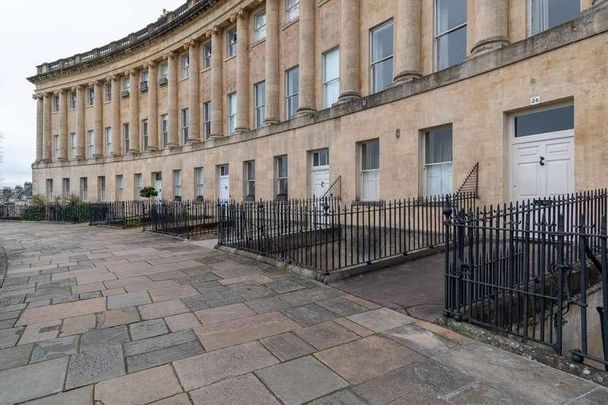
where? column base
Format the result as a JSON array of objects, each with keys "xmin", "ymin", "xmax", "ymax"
[
  {"xmin": 165, "ymin": 143, "xmax": 179, "ymax": 149},
  {"xmin": 208, "ymin": 134, "xmax": 224, "ymax": 140},
  {"xmin": 110, "ymin": 153, "xmax": 122, "ymax": 158},
  {"xmin": 147, "ymin": 147, "xmax": 160, "ymax": 152},
  {"xmin": 128, "ymin": 149, "xmax": 140, "ymax": 154},
  {"xmin": 234, "ymin": 127, "xmax": 250, "ymax": 133},
  {"xmin": 337, "ymin": 92, "xmax": 361, "ymax": 104},
  {"xmin": 263, "ymin": 118, "xmax": 280, "ymax": 126},
  {"xmin": 186, "ymin": 138, "xmax": 202, "ymax": 145},
  {"xmin": 92, "ymin": 154, "xmax": 103, "ymax": 159},
  {"xmin": 393, "ymin": 71, "xmax": 422, "ymax": 85},
  {"xmin": 57, "ymin": 158, "xmax": 67, "ymax": 163},
  {"xmin": 296, "ymin": 108, "xmax": 315, "ymax": 116},
  {"xmin": 470, "ymin": 36, "xmax": 510, "ymax": 56}
]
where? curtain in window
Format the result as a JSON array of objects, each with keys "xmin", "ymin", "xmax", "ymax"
[
  {"xmin": 531, "ymin": 0, "xmax": 549, "ymax": 35},
  {"xmin": 425, "ymin": 128, "xmax": 453, "ymax": 196},
  {"xmin": 362, "ymin": 140, "xmax": 379, "ymax": 170}
]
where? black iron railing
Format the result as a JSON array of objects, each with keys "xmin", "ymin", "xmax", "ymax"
[
  {"xmin": 143, "ymin": 199, "xmax": 220, "ymax": 239},
  {"xmin": 218, "ymin": 193, "xmax": 476, "ymax": 273},
  {"xmin": 0, "ymin": 202, "xmax": 90, "ymax": 223},
  {"xmin": 444, "ymin": 189, "xmax": 608, "ymax": 369},
  {"xmin": 89, "ymin": 200, "xmax": 154, "ymax": 228}
]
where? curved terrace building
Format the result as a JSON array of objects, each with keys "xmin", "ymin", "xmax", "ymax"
[{"xmin": 29, "ymin": 0, "xmax": 608, "ymax": 203}]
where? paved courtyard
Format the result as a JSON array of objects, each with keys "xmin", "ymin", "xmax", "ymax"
[{"xmin": 0, "ymin": 222, "xmax": 606, "ymax": 404}]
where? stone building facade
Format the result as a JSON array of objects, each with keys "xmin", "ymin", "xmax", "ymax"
[{"xmin": 28, "ymin": 0, "xmax": 608, "ymax": 204}]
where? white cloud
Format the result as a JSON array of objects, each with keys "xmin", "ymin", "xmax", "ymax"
[{"xmin": 0, "ymin": 0, "xmax": 184, "ymax": 187}]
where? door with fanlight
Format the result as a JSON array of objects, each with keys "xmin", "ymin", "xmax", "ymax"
[
  {"xmin": 218, "ymin": 165, "xmax": 230, "ymax": 202},
  {"xmin": 511, "ymin": 105, "xmax": 574, "ymax": 200},
  {"xmin": 311, "ymin": 149, "xmax": 330, "ymax": 198}
]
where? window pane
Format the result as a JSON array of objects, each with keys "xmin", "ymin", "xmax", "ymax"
[
  {"xmin": 436, "ymin": 26, "xmax": 466, "ymax": 70},
  {"xmin": 255, "ymin": 82, "xmax": 265, "ymax": 106},
  {"xmin": 425, "ymin": 128, "xmax": 453, "ymax": 164},
  {"xmin": 362, "ymin": 140, "xmax": 379, "ymax": 170},
  {"xmin": 287, "ymin": 68, "xmax": 299, "ymax": 96},
  {"xmin": 531, "ymin": 0, "xmax": 580, "ymax": 35},
  {"xmin": 372, "ymin": 22, "xmax": 393, "ymax": 63},
  {"xmin": 515, "ymin": 105, "xmax": 574, "ymax": 137},
  {"xmin": 324, "ymin": 49, "xmax": 339, "ymax": 81},
  {"xmin": 372, "ymin": 58, "xmax": 393, "ymax": 92},
  {"xmin": 436, "ymin": 0, "xmax": 467, "ymax": 33}
]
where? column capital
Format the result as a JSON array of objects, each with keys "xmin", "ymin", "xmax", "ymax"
[
  {"xmin": 127, "ymin": 68, "xmax": 138, "ymax": 76},
  {"xmin": 206, "ymin": 26, "xmax": 220, "ymax": 37},
  {"xmin": 237, "ymin": 7, "xmax": 249, "ymax": 19},
  {"xmin": 167, "ymin": 50, "xmax": 178, "ymax": 59},
  {"xmin": 88, "ymin": 80, "xmax": 99, "ymax": 87},
  {"xmin": 33, "ymin": 93, "xmax": 43, "ymax": 100}
]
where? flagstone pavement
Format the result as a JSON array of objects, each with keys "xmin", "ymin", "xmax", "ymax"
[{"xmin": 0, "ymin": 222, "xmax": 607, "ymax": 405}]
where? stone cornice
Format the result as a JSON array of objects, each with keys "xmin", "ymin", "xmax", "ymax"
[{"xmin": 27, "ymin": 0, "xmax": 222, "ymax": 84}]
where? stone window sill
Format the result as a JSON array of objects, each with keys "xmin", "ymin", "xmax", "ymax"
[
  {"xmin": 281, "ymin": 16, "xmax": 299, "ymax": 30},
  {"xmin": 251, "ymin": 38, "xmax": 266, "ymax": 48}
]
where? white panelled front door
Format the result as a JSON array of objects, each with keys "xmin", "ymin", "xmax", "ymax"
[
  {"xmin": 512, "ymin": 130, "xmax": 574, "ymax": 200},
  {"xmin": 154, "ymin": 173, "xmax": 163, "ymax": 201},
  {"xmin": 312, "ymin": 167, "xmax": 330, "ymax": 198}
]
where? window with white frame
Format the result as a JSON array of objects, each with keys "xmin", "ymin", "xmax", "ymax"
[
  {"xmin": 360, "ymin": 139, "xmax": 380, "ymax": 201},
  {"xmin": 181, "ymin": 53, "xmax": 190, "ymax": 79},
  {"xmin": 435, "ymin": 0, "xmax": 467, "ymax": 71},
  {"xmin": 254, "ymin": 10, "xmax": 267, "ymax": 41},
  {"xmin": 122, "ymin": 76, "xmax": 130, "ymax": 92},
  {"xmin": 285, "ymin": 66, "xmax": 299, "ymax": 119},
  {"xmin": 181, "ymin": 108, "xmax": 189, "ymax": 143},
  {"xmin": 134, "ymin": 173, "xmax": 143, "ymax": 198},
  {"xmin": 105, "ymin": 127, "xmax": 112, "ymax": 154},
  {"xmin": 160, "ymin": 61, "xmax": 169, "ymax": 80},
  {"xmin": 194, "ymin": 167, "xmax": 204, "ymax": 198},
  {"xmin": 141, "ymin": 69, "xmax": 149, "ymax": 85},
  {"xmin": 424, "ymin": 127, "xmax": 453, "ymax": 196},
  {"xmin": 161, "ymin": 114, "xmax": 169, "ymax": 146},
  {"xmin": 285, "ymin": 0, "xmax": 299, "ymax": 21},
  {"xmin": 173, "ymin": 169, "xmax": 182, "ymax": 199},
  {"xmin": 227, "ymin": 27, "xmax": 237, "ymax": 57},
  {"xmin": 98, "ymin": 176, "xmax": 106, "ymax": 201},
  {"xmin": 275, "ymin": 155, "xmax": 288, "ymax": 199},
  {"xmin": 53, "ymin": 134, "xmax": 59, "ymax": 159},
  {"xmin": 115, "ymin": 175, "xmax": 124, "ymax": 201},
  {"xmin": 70, "ymin": 132, "xmax": 76, "ymax": 160},
  {"xmin": 244, "ymin": 160, "xmax": 256, "ymax": 200},
  {"xmin": 370, "ymin": 21, "xmax": 393, "ymax": 93},
  {"xmin": 228, "ymin": 93, "xmax": 237, "ymax": 134},
  {"xmin": 87, "ymin": 130, "xmax": 94, "ymax": 158},
  {"xmin": 87, "ymin": 87, "xmax": 95, "ymax": 106},
  {"xmin": 123, "ymin": 123, "xmax": 130, "ymax": 152},
  {"xmin": 530, "ymin": 0, "xmax": 580, "ymax": 36},
  {"xmin": 70, "ymin": 91, "xmax": 77, "ymax": 109},
  {"xmin": 80, "ymin": 177, "xmax": 88, "ymax": 201},
  {"xmin": 203, "ymin": 102, "xmax": 211, "ymax": 138},
  {"xmin": 62, "ymin": 178, "xmax": 70, "ymax": 197},
  {"xmin": 323, "ymin": 48, "xmax": 340, "ymax": 107},
  {"xmin": 53, "ymin": 95, "xmax": 60, "ymax": 112},
  {"xmin": 254, "ymin": 81, "xmax": 265, "ymax": 128},
  {"xmin": 202, "ymin": 41, "xmax": 212, "ymax": 69},
  {"xmin": 105, "ymin": 82, "xmax": 112, "ymax": 102},
  {"xmin": 142, "ymin": 119, "xmax": 149, "ymax": 151},
  {"xmin": 46, "ymin": 179, "xmax": 53, "ymax": 200}
]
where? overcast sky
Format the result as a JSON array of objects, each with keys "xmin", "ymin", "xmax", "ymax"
[{"xmin": 0, "ymin": 0, "xmax": 183, "ymax": 187}]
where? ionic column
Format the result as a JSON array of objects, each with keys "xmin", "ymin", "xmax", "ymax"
[
  {"xmin": 236, "ymin": 10, "xmax": 250, "ymax": 131},
  {"xmin": 42, "ymin": 93, "xmax": 52, "ymax": 162},
  {"xmin": 167, "ymin": 52, "xmax": 179, "ymax": 146},
  {"xmin": 111, "ymin": 75, "xmax": 122, "ymax": 156},
  {"xmin": 470, "ymin": 0, "xmax": 509, "ymax": 55},
  {"xmin": 210, "ymin": 28, "xmax": 224, "ymax": 137},
  {"xmin": 188, "ymin": 41, "xmax": 201, "ymax": 142},
  {"xmin": 147, "ymin": 61, "xmax": 159, "ymax": 150},
  {"xmin": 394, "ymin": 0, "xmax": 422, "ymax": 84},
  {"xmin": 298, "ymin": 0, "xmax": 315, "ymax": 114},
  {"xmin": 75, "ymin": 85, "xmax": 85, "ymax": 159},
  {"xmin": 264, "ymin": 0, "xmax": 280, "ymax": 124},
  {"xmin": 338, "ymin": 0, "xmax": 361, "ymax": 102},
  {"xmin": 93, "ymin": 81, "xmax": 103, "ymax": 158},
  {"xmin": 58, "ymin": 90, "xmax": 68, "ymax": 161},
  {"xmin": 34, "ymin": 94, "xmax": 43, "ymax": 162},
  {"xmin": 129, "ymin": 69, "xmax": 140, "ymax": 153}
]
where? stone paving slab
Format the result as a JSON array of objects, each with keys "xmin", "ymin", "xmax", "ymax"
[
  {"xmin": 256, "ymin": 356, "xmax": 349, "ymax": 405},
  {"xmin": 0, "ymin": 357, "xmax": 69, "ymax": 405},
  {"xmin": 1, "ymin": 222, "xmax": 607, "ymax": 405},
  {"xmin": 189, "ymin": 373, "xmax": 280, "ymax": 405}
]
